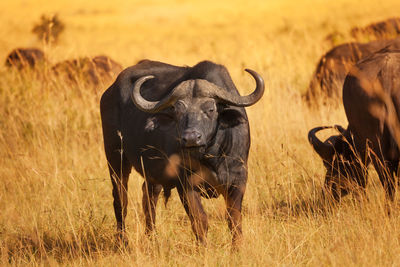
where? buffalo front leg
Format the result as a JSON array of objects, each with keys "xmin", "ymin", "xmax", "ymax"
[
  {"xmin": 224, "ymin": 184, "xmax": 246, "ymax": 247},
  {"xmin": 177, "ymin": 186, "xmax": 208, "ymax": 245},
  {"xmin": 108, "ymin": 155, "xmax": 132, "ymax": 243},
  {"xmin": 142, "ymin": 181, "xmax": 162, "ymax": 234}
]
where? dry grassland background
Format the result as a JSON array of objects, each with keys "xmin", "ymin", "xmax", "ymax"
[{"xmin": 1, "ymin": 0, "xmax": 400, "ymax": 265}]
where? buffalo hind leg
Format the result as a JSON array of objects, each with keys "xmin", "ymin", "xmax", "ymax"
[
  {"xmin": 386, "ymin": 160, "xmax": 399, "ymax": 201},
  {"xmin": 372, "ymin": 157, "xmax": 397, "ymax": 202},
  {"xmin": 224, "ymin": 184, "xmax": 246, "ymax": 248},
  {"xmin": 142, "ymin": 181, "xmax": 162, "ymax": 234},
  {"xmin": 108, "ymin": 154, "xmax": 132, "ymax": 244},
  {"xmin": 177, "ymin": 186, "xmax": 208, "ymax": 245}
]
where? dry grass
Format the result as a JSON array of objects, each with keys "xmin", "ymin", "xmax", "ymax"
[{"xmin": 2, "ymin": 0, "xmax": 400, "ymax": 265}]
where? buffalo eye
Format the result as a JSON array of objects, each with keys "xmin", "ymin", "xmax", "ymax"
[
  {"xmin": 174, "ymin": 100, "xmax": 187, "ymax": 115},
  {"xmin": 201, "ymin": 101, "xmax": 216, "ymax": 117},
  {"xmin": 206, "ymin": 107, "xmax": 215, "ymax": 116}
]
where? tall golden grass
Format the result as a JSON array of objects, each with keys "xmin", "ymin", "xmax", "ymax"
[{"xmin": 2, "ymin": 0, "xmax": 400, "ymax": 265}]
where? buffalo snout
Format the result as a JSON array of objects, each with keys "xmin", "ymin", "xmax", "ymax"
[{"xmin": 181, "ymin": 129, "xmax": 203, "ymax": 147}]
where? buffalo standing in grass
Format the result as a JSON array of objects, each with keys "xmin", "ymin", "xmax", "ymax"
[
  {"xmin": 308, "ymin": 49, "xmax": 400, "ymax": 201},
  {"xmin": 52, "ymin": 55, "xmax": 123, "ymax": 86},
  {"xmin": 100, "ymin": 60, "xmax": 264, "ymax": 246},
  {"xmin": 304, "ymin": 38, "xmax": 400, "ymax": 105},
  {"xmin": 351, "ymin": 17, "xmax": 400, "ymax": 39},
  {"xmin": 5, "ymin": 48, "xmax": 46, "ymax": 69}
]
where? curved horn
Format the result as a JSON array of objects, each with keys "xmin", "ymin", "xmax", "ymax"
[
  {"xmin": 131, "ymin": 75, "xmax": 192, "ymax": 113},
  {"xmin": 212, "ymin": 69, "xmax": 265, "ymax": 107},
  {"xmin": 308, "ymin": 126, "xmax": 335, "ymax": 161}
]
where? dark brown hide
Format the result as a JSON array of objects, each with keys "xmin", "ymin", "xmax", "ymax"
[
  {"xmin": 351, "ymin": 18, "xmax": 400, "ymax": 39},
  {"xmin": 52, "ymin": 55, "xmax": 123, "ymax": 86},
  {"xmin": 308, "ymin": 49, "xmax": 400, "ymax": 201},
  {"xmin": 305, "ymin": 38, "xmax": 400, "ymax": 105},
  {"xmin": 5, "ymin": 48, "xmax": 46, "ymax": 69}
]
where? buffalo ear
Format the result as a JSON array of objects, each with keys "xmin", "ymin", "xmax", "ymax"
[
  {"xmin": 144, "ymin": 113, "xmax": 174, "ymax": 132},
  {"xmin": 219, "ymin": 108, "xmax": 247, "ymax": 128}
]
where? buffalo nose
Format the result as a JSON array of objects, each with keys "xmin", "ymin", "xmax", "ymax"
[{"xmin": 182, "ymin": 130, "xmax": 202, "ymax": 147}]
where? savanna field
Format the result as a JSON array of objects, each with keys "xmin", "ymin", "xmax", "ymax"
[{"xmin": 2, "ymin": 0, "xmax": 400, "ymax": 265}]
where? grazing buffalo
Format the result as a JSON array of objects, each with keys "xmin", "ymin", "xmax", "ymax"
[
  {"xmin": 52, "ymin": 55, "xmax": 123, "ymax": 86},
  {"xmin": 100, "ymin": 60, "xmax": 264, "ymax": 246},
  {"xmin": 351, "ymin": 17, "xmax": 400, "ymax": 39},
  {"xmin": 308, "ymin": 49, "xmax": 400, "ymax": 201},
  {"xmin": 304, "ymin": 38, "xmax": 400, "ymax": 105},
  {"xmin": 5, "ymin": 48, "xmax": 46, "ymax": 69}
]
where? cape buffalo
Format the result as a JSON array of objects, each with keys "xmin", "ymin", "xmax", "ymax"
[
  {"xmin": 52, "ymin": 55, "xmax": 123, "ymax": 86},
  {"xmin": 351, "ymin": 17, "xmax": 400, "ymax": 39},
  {"xmin": 304, "ymin": 38, "xmax": 400, "ymax": 105},
  {"xmin": 308, "ymin": 49, "xmax": 400, "ymax": 201},
  {"xmin": 100, "ymin": 60, "xmax": 264, "ymax": 246},
  {"xmin": 5, "ymin": 48, "xmax": 46, "ymax": 69}
]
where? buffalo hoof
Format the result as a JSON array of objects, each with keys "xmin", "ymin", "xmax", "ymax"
[{"xmin": 115, "ymin": 232, "xmax": 129, "ymax": 250}]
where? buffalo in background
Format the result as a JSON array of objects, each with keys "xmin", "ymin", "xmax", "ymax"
[
  {"xmin": 304, "ymin": 38, "xmax": 400, "ymax": 105},
  {"xmin": 351, "ymin": 17, "xmax": 400, "ymax": 40},
  {"xmin": 52, "ymin": 55, "xmax": 123, "ymax": 86},
  {"xmin": 308, "ymin": 49, "xmax": 400, "ymax": 201},
  {"xmin": 4, "ymin": 48, "xmax": 123, "ymax": 86},
  {"xmin": 5, "ymin": 48, "xmax": 47, "ymax": 69}
]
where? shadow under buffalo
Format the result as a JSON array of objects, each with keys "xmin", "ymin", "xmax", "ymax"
[
  {"xmin": 268, "ymin": 189, "xmax": 369, "ymax": 219},
  {"xmin": 1, "ymin": 229, "xmax": 126, "ymax": 263}
]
